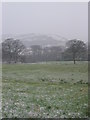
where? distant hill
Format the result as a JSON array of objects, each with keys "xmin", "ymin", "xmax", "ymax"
[{"xmin": 2, "ymin": 33, "xmax": 68, "ymax": 47}]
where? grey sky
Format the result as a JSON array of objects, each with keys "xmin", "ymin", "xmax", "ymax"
[{"xmin": 2, "ymin": 2, "xmax": 88, "ymax": 41}]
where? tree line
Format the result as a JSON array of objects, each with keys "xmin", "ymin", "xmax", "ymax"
[{"xmin": 2, "ymin": 38, "xmax": 88, "ymax": 64}]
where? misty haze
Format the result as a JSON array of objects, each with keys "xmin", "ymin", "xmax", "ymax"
[{"xmin": 1, "ymin": 2, "xmax": 88, "ymax": 118}]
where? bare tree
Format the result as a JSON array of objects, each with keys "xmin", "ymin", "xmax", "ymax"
[
  {"xmin": 12, "ymin": 40, "xmax": 25, "ymax": 63},
  {"xmin": 2, "ymin": 38, "xmax": 25, "ymax": 63},
  {"xmin": 2, "ymin": 38, "xmax": 13, "ymax": 63},
  {"xmin": 65, "ymin": 39, "xmax": 87, "ymax": 64}
]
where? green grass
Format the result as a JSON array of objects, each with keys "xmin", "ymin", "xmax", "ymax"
[{"xmin": 2, "ymin": 61, "xmax": 88, "ymax": 118}]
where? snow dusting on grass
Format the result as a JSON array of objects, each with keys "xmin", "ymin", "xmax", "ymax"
[{"xmin": 2, "ymin": 61, "xmax": 88, "ymax": 118}]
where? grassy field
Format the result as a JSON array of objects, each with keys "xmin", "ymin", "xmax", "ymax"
[{"xmin": 2, "ymin": 61, "xmax": 88, "ymax": 118}]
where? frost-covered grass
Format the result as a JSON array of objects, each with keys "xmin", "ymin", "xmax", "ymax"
[{"xmin": 2, "ymin": 61, "xmax": 88, "ymax": 118}]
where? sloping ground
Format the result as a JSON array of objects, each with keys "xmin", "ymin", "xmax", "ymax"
[
  {"xmin": 2, "ymin": 33, "xmax": 66, "ymax": 47},
  {"xmin": 2, "ymin": 61, "xmax": 88, "ymax": 118}
]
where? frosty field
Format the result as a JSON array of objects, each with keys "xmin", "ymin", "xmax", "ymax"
[{"xmin": 2, "ymin": 61, "xmax": 88, "ymax": 118}]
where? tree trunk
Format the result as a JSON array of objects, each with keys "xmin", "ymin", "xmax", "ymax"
[
  {"xmin": 74, "ymin": 59, "xmax": 75, "ymax": 64},
  {"xmin": 73, "ymin": 53, "xmax": 76, "ymax": 64}
]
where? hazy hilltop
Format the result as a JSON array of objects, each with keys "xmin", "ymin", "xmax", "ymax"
[{"xmin": 2, "ymin": 33, "xmax": 68, "ymax": 47}]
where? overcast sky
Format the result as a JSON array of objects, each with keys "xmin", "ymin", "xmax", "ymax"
[{"xmin": 2, "ymin": 2, "xmax": 88, "ymax": 41}]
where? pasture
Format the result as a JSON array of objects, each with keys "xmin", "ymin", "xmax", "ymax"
[{"xmin": 2, "ymin": 61, "xmax": 88, "ymax": 118}]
